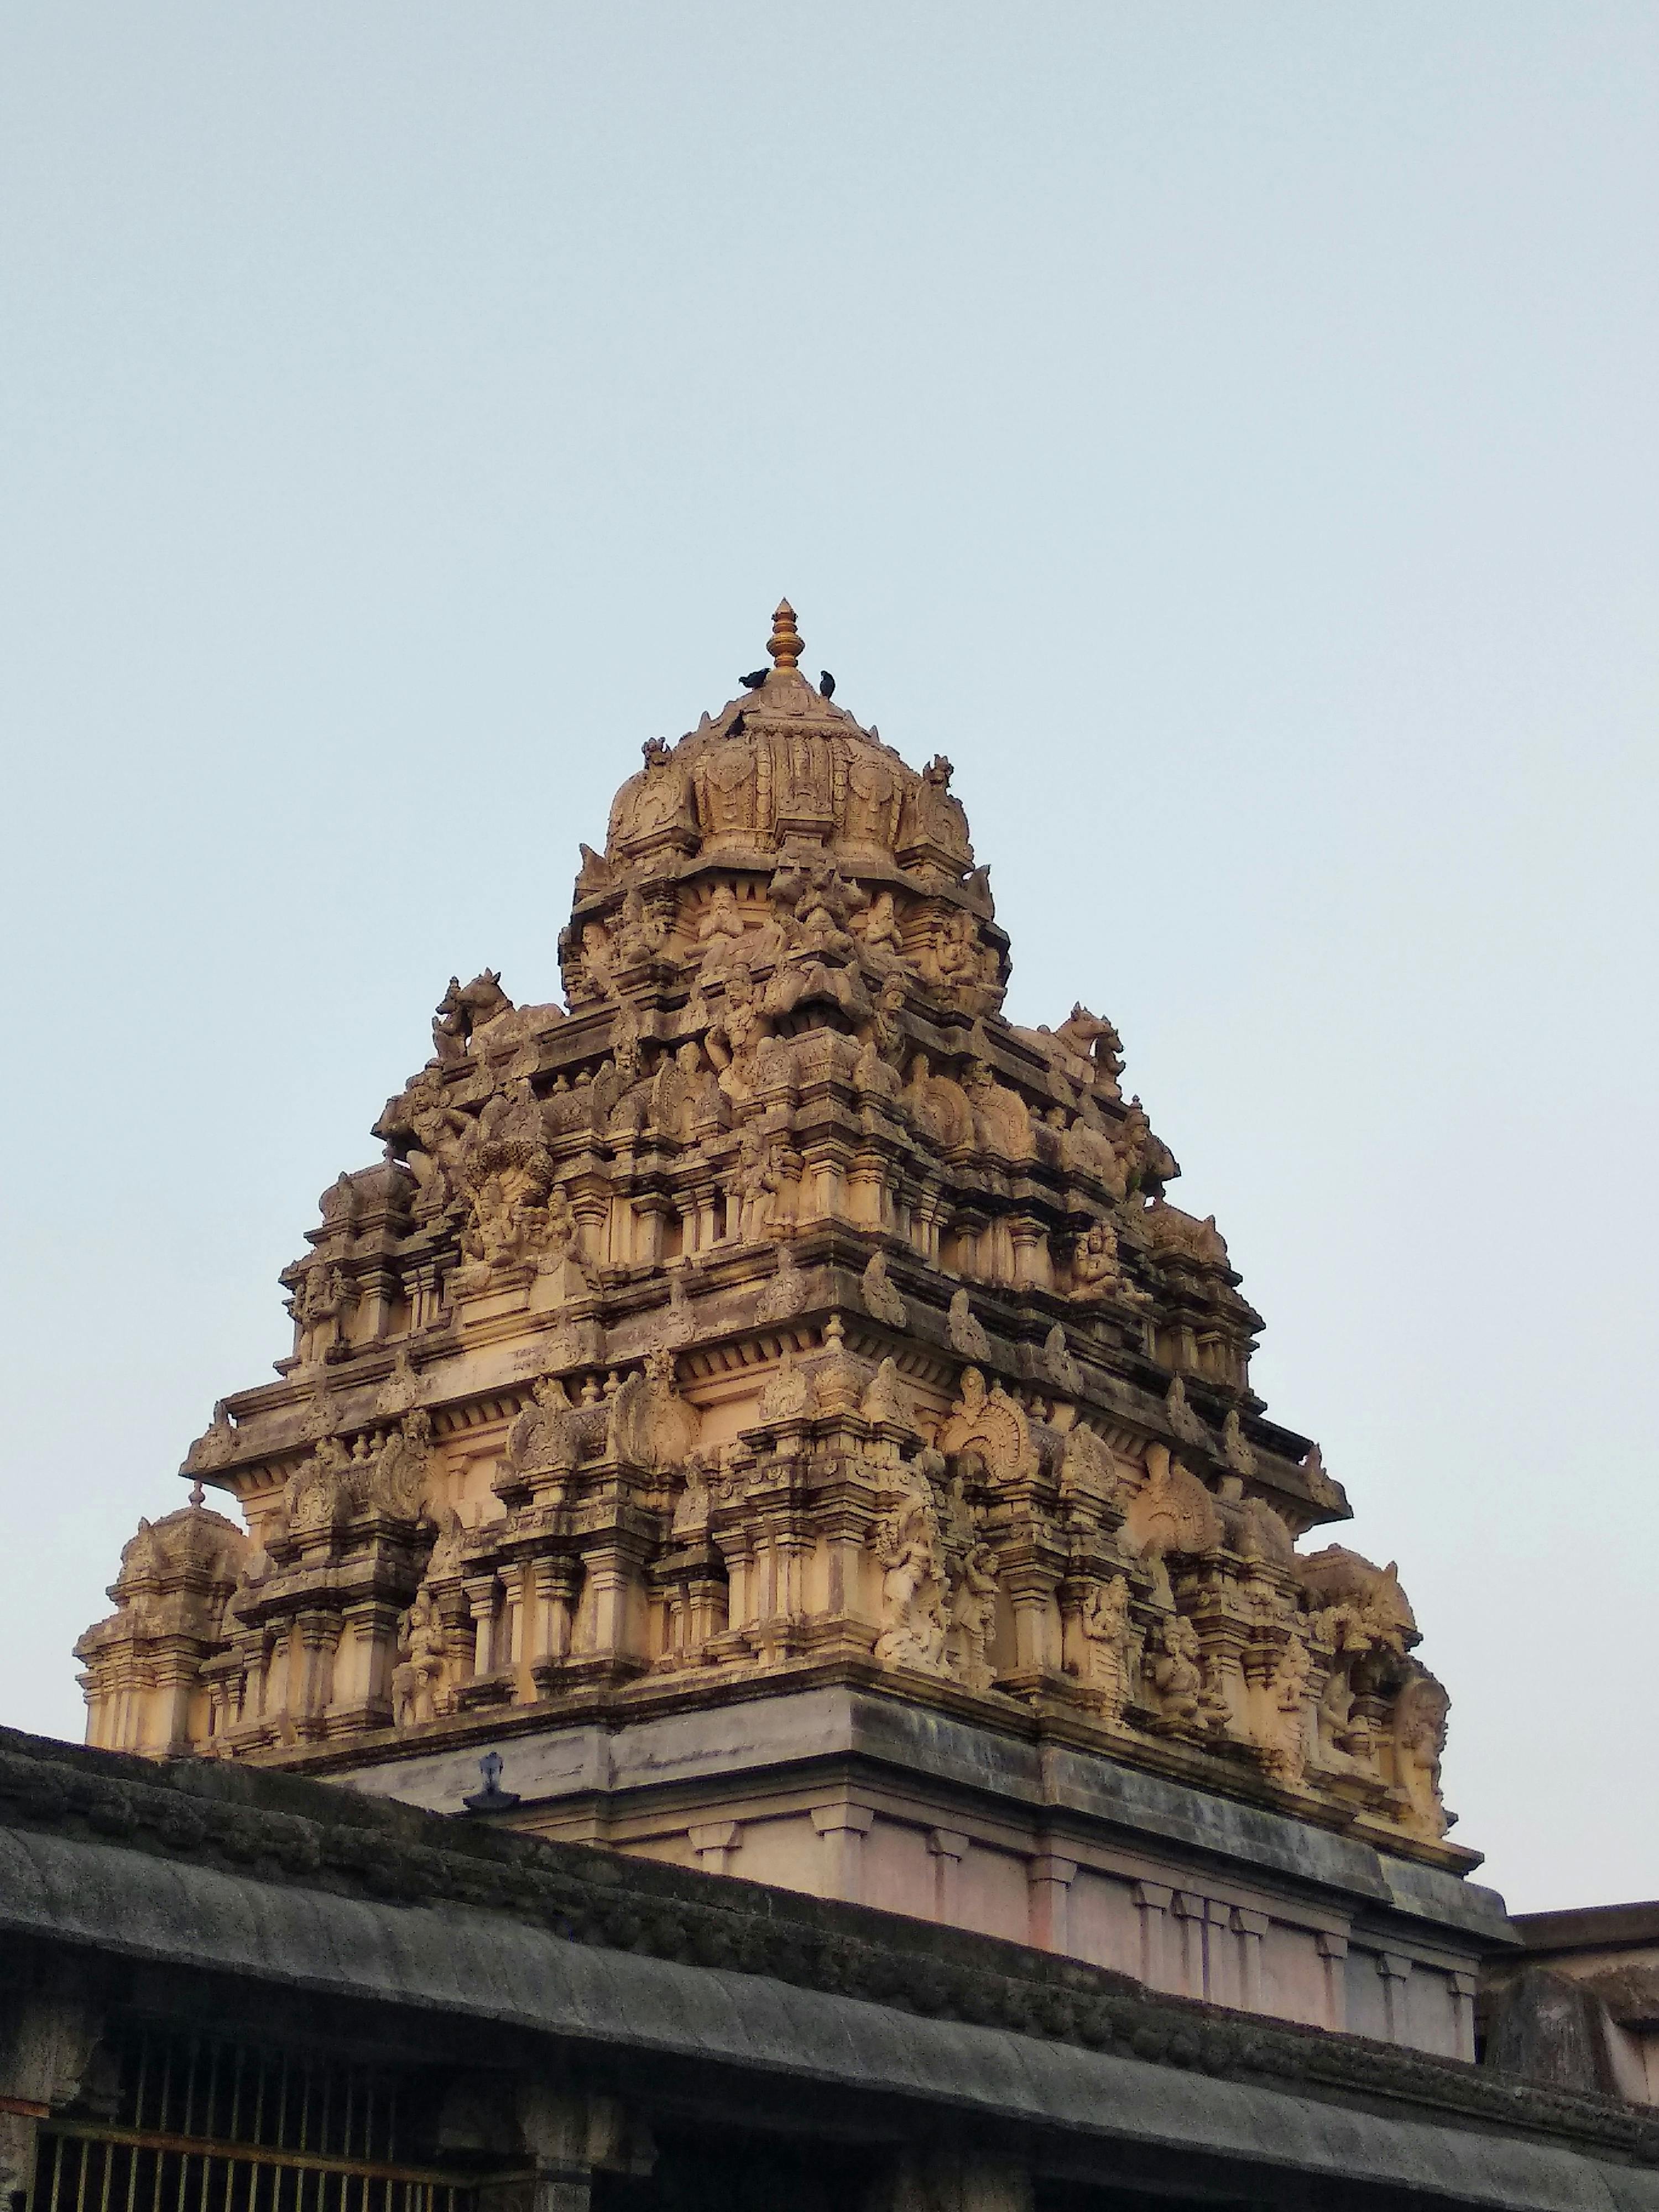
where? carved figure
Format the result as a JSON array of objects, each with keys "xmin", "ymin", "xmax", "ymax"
[
  {"xmin": 1147, "ymin": 1611, "xmax": 1206, "ymax": 1727},
  {"xmin": 1078, "ymin": 1575, "xmax": 1138, "ymax": 1725},
  {"xmin": 948, "ymin": 1541, "xmax": 999, "ymax": 1693},
  {"xmin": 392, "ymin": 1588, "xmax": 447, "ymax": 1727},
  {"xmin": 862, "ymin": 1250, "xmax": 910, "ymax": 1329},
  {"xmin": 873, "ymin": 1472, "xmax": 948, "ymax": 1675},
  {"xmin": 947, "ymin": 1290, "xmax": 990, "ymax": 1361},
  {"xmin": 432, "ymin": 972, "xmax": 512, "ymax": 1065}
]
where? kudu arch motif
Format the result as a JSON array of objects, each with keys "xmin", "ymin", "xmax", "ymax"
[{"xmin": 80, "ymin": 602, "xmax": 1451, "ymax": 1854}]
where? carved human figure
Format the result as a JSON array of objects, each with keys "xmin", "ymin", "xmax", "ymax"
[
  {"xmin": 1078, "ymin": 1574, "xmax": 1138, "ymax": 1725},
  {"xmin": 855, "ymin": 889, "xmax": 906, "ymax": 972},
  {"xmin": 948, "ymin": 1541, "xmax": 999, "ymax": 1693},
  {"xmin": 873, "ymin": 1477, "xmax": 948, "ymax": 1675},
  {"xmin": 1147, "ymin": 1611, "xmax": 1206, "ymax": 1726},
  {"xmin": 705, "ymin": 962, "xmax": 771, "ymax": 1100},
  {"xmin": 392, "ymin": 1587, "xmax": 447, "ymax": 1728}
]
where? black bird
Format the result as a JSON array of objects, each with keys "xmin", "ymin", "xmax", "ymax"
[
  {"xmin": 818, "ymin": 670, "xmax": 836, "ymax": 699},
  {"xmin": 728, "ymin": 709, "xmax": 747, "ymax": 738},
  {"xmin": 739, "ymin": 669, "xmax": 768, "ymax": 690}
]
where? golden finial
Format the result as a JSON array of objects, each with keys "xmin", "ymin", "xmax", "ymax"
[{"xmin": 768, "ymin": 599, "xmax": 803, "ymax": 669}]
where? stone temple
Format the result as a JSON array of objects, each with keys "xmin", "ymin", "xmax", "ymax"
[
  {"xmin": 23, "ymin": 602, "xmax": 1652, "ymax": 2212},
  {"xmin": 79, "ymin": 601, "xmax": 1490, "ymax": 2051}
]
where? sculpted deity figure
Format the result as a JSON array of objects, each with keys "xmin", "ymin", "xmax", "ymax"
[
  {"xmin": 579, "ymin": 921, "xmax": 617, "ymax": 1001},
  {"xmin": 1392, "ymin": 1669, "xmax": 1451, "ymax": 1840},
  {"xmin": 961, "ymin": 1060, "xmax": 1034, "ymax": 1161},
  {"xmin": 728, "ymin": 1123, "xmax": 781, "ymax": 1243},
  {"xmin": 948, "ymin": 1541, "xmax": 999, "ymax": 1693},
  {"xmin": 854, "ymin": 889, "xmax": 906, "ymax": 973},
  {"xmin": 1260, "ymin": 1633, "xmax": 1313, "ymax": 1787},
  {"xmin": 392, "ymin": 1587, "xmax": 447, "ymax": 1728},
  {"xmin": 693, "ymin": 882, "xmax": 747, "ymax": 984},
  {"xmin": 612, "ymin": 886, "xmax": 666, "ymax": 967},
  {"xmin": 1068, "ymin": 1220, "xmax": 1149, "ymax": 1308},
  {"xmin": 1147, "ymin": 1611, "xmax": 1206, "ymax": 1728},
  {"xmin": 705, "ymin": 962, "xmax": 772, "ymax": 1101},
  {"xmin": 873, "ymin": 1473, "xmax": 949, "ymax": 1676},
  {"xmin": 1078, "ymin": 1574, "xmax": 1138, "ymax": 1725}
]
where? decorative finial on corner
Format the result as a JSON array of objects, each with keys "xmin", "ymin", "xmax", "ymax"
[
  {"xmin": 768, "ymin": 598, "xmax": 803, "ymax": 669},
  {"xmin": 188, "ymin": 1480, "xmax": 206, "ymax": 1508}
]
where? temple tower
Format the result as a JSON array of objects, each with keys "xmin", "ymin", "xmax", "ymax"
[{"xmin": 79, "ymin": 604, "xmax": 1509, "ymax": 2057}]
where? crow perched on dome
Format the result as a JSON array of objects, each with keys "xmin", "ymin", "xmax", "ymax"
[
  {"xmin": 818, "ymin": 671, "xmax": 836, "ymax": 698},
  {"xmin": 739, "ymin": 670, "xmax": 768, "ymax": 690}
]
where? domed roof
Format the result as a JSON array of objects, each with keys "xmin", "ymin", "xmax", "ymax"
[{"xmin": 602, "ymin": 601, "xmax": 978, "ymax": 886}]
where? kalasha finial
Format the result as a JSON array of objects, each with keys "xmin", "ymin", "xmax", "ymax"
[
  {"xmin": 188, "ymin": 1480, "xmax": 206, "ymax": 1508},
  {"xmin": 768, "ymin": 598, "xmax": 803, "ymax": 669}
]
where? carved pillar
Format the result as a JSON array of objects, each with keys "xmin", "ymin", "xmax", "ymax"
[
  {"xmin": 337, "ymin": 1600, "xmax": 399, "ymax": 1721},
  {"xmin": 1451, "ymin": 1969, "xmax": 1478, "ymax": 2062},
  {"xmin": 1377, "ymin": 1952, "xmax": 1413, "ymax": 2044},
  {"xmin": 1003, "ymin": 1566, "xmax": 1060, "ymax": 1674},
  {"xmin": 508, "ymin": 2086, "xmax": 653, "ymax": 2212},
  {"xmin": 928, "ymin": 1828, "xmax": 969, "ymax": 1923},
  {"xmin": 810, "ymin": 1802, "xmax": 875, "ymax": 1903},
  {"xmin": 1317, "ymin": 1929, "xmax": 1349, "ymax": 2031},
  {"xmin": 531, "ymin": 1557, "xmax": 578, "ymax": 1666},
  {"xmin": 1133, "ymin": 1880, "xmax": 1173, "ymax": 1991},
  {"xmin": 0, "ymin": 1989, "xmax": 105, "ymax": 2212},
  {"xmin": 1234, "ymin": 1908, "xmax": 1270, "ymax": 2013},
  {"xmin": 1171, "ymin": 1891, "xmax": 1208, "ymax": 1999},
  {"xmin": 463, "ymin": 1575, "xmax": 500, "ymax": 1678},
  {"xmin": 687, "ymin": 1820, "xmax": 742, "ymax": 1875},
  {"xmin": 499, "ymin": 1562, "xmax": 531, "ymax": 1687},
  {"xmin": 1027, "ymin": 1854, "xmax": 1078, "ymax": 1954}
]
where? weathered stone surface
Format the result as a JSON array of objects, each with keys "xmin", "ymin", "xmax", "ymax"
[{"xmin": 75, "ymin": 604, "xmax": 1472, "ymax": 2054}]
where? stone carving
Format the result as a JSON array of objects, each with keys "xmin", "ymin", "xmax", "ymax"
[
  {"xmin": 81, "ymin": 600, "xmax": 1450, "ymax": 1861},
  {"xmin": 873, "ymin": 1458, "xmax": 950, "ymax": 1676},
  {"xmin": 862, "ymin": 1250, "xmax": 910, "ymax": 1329},
  {"xmin": 432, "ymin": 971, "xmax": 512, "ymax": 1065},
  {"xmin": 947, "ymin": 1290, "xmax": 990, "ymax": 1361},
  {"xmin": 755, "ymin": 1238, "xmax": 808, "ymax": 1323},
  {"xmin": 1165, "ymin": 1376, "xmax": 1211, "ymax": 1448},
  {"xmin": 1221, "ymin": 1409, "xmax": 1257, "ymax": 1477},
  {"xmin": 1121, "ymin": 1445, "xmax": 1223, "ymax": 1563},
  {"xmin": 392, "ymin": 1587, "xmax": 448, "ymax": 1727},
  {"xmin": 1076, "ymin": 1574, "xmax": 1138, "ymax": 1725},
  {"xmin": 1041, "ymin": 1323, "xmax": 1082, "ymax": 1396},
  {"xmin": 1068, "ymin": 1219, "xmax": 1148, "ymax": 1307}
]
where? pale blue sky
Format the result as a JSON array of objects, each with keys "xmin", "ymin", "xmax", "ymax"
[{"xmin": 3, "ymin": 4, "xmax": 1655, "ymax": 1911}]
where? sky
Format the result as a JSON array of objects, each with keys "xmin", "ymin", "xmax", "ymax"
[{"xmin": 2, "ymin": 4, "xmax": 1656, "ymax": 1915}]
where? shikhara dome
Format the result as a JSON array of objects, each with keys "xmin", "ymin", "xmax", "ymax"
[{"xmin": 80, "ymin": 602, "xmax": 1460, "ymax": 2025}]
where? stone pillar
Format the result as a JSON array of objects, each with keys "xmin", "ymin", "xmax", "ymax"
[
  {"xmin": 1234, "ymin": 1908, "xmax": 1270, "ymax": 2014},
  {"xmin": 0, "ymin": 1989, "xmax": 103, "ymax": 2212},
  {"xmin": 878, "ymin": 2147, "xmax": 1033, "ymax": 2212},
  {"xmin": 928, "ymin": 1828, "xmax": 970, "ymax": 1923},
  {"xmin": 508, "ymin": 2085, "xmax": 653, "ymax": 2212},
  {"xmin": 1317, "ymin": 1929, "xmax": 1349, "ymax": 2031},
  {"xmin": 1027, "ymin": 1854, "xmax": 1078, "ymax": 1954},
  {"xmin": 1378, "ymin": 1952, "xmax": 1414, "ymax": 2044},
  {"xmin": 810, "ymin": 1802, "xmax": 875, "ymax": 1903},
  {"xmin": 1171, "ymin": 1890, "xmax": 1208, "ymax": 1999},
  {"xmin": 1451, "ymin": 1969, "xmax": 1478, "ymax": 2063},
  {"xmin": 687, "ymin": 1821, "xmax": 741, "ymax": 1876},
  {"xmin": 463, "ymin": 1575, "xmax": 500, "ymax": 1678},
  {"xmin": 1133, "ymin": 1881, "xmax": 1173, "ymax": 1991}
]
